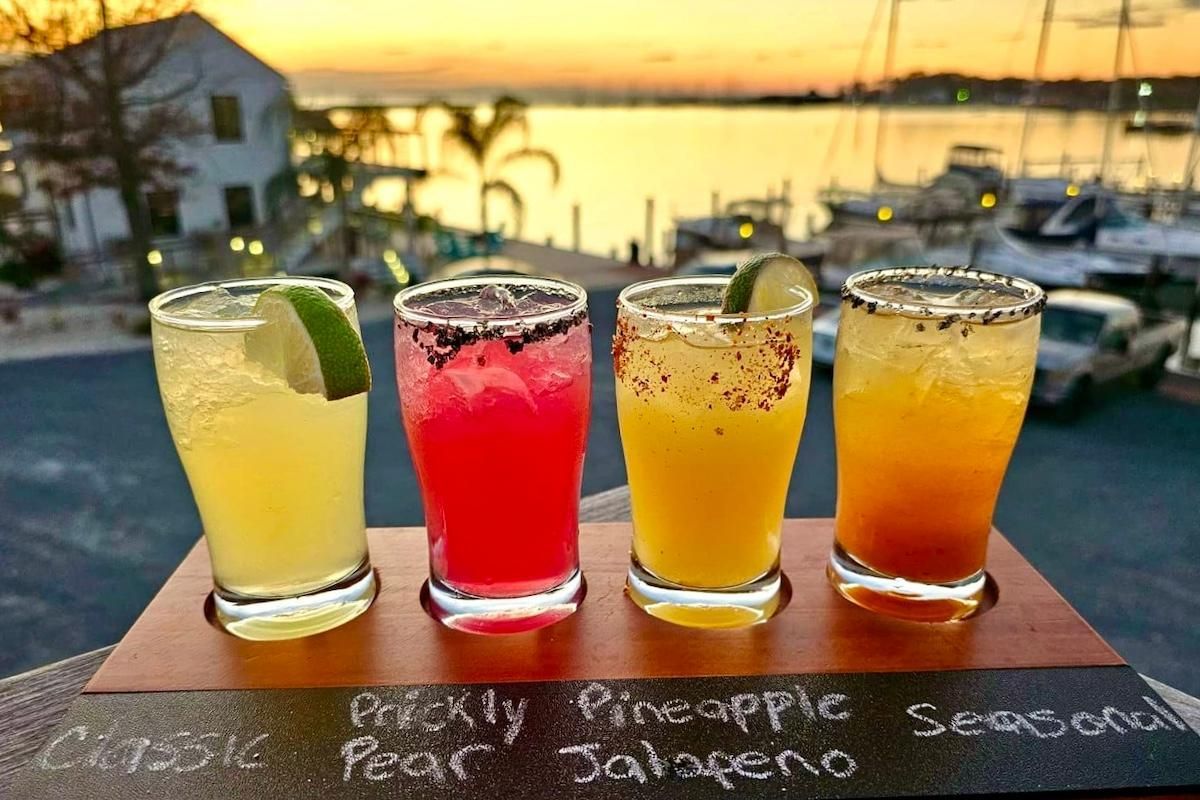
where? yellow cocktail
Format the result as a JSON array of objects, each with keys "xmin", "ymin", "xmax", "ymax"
[
  {"xmin": 614, "ymin": 276, "xmax": 812, "ymax": 627},
  {"xmin": 829, "ymin": 267, "xmax": 1044, "ymax": 621},
  {"xmin": 150, "ymin": 277, "xmax": 374, "ymax": 640}
]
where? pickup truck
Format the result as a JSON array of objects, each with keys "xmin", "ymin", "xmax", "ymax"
[{"xmin": 1032, "ymin": 290, "xmax": 1187, "ymax": 419}]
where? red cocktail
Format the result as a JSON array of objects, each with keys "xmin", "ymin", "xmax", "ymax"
[{"xmin": 394, "ymin": 276, "xmax": 591, "ymax": 632}]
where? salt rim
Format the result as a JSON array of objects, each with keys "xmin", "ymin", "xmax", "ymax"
[
  {"xmin": 393, "ymin": 275, "xmax": 587, "ymax": 331},
  {"xmin": 149, "ymin": 276, "xmax": 356, "ymax": 332},
  {"xmin": 395, "ymin": 275, "xmax": 589, "ymax": 369},
  {"xmin": 841, "ymin": 266, "xmax": 1046, "ymax": 323},
  {"xmin": 618, "ymin": 275, "xmax": 813, "ymax": 325}
]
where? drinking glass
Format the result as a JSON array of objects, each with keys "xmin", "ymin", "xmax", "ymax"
[
  {"xmin": 149, "ymin": 277, "xmax": 375, "ymax": 640},
  {"xmin": 614, "ymin": 276, "xmax": 813, "ymax": 628},
  {"xmin": 394, "ymin": 276, "xmax": 591, "ymax": 633},
  {"xmin": 829, "ymin": 266, "xmax": 1044, "ymax": 621}
]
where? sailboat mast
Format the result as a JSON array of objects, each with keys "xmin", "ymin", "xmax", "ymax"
[
  {"xmin": 1016, "ymin": 0, "xmax": 1056, "ymax": 176},
  {"xmin": 1099, "ymin": 0, "xmax": 1130, "ymax": 185},
  {"xmin": 1182, "ymin": 88, "xmax": 1200, "ymax": 196},
  {"xmin": 873, "ymin": 0, "xmax": 900, "ymax": 186}
]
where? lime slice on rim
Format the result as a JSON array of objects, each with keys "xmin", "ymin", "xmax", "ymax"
[
  {"xmin": 246, "ymin": 285, "xmax": 371, "ymax": 400},
  {"xmin": 721, "ymin": 252, "xmax": 818, "ymax": 314}
]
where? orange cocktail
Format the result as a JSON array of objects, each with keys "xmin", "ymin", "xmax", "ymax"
[{"xmin": 829, "ymin": 267, "xmax": 1044, "ymax": 621}]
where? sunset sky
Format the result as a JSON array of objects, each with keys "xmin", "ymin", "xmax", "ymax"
[{"xmin": 199, "ymin": 0, "xmax": 1200, "ymax": 102}]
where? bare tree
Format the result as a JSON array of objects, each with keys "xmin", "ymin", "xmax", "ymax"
[{"xmin": 0, "ymin": 0, "xmax": 202, "ymax": 299}]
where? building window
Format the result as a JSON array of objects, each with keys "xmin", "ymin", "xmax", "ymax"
[
  {"xmin": 224, "ymin": 185, "xmax": 255, "ymax": 229},
  {"xmin": 211, "ymin": 95, "xmax": 243, "ymax": 142},
  {"xmin": 146, "ymin": 190, "xmax": 181, "ymax": 237}
]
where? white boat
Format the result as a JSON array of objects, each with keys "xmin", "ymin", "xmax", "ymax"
[
  {"xmin": 1006, "ymin": 191, "xmax": 1200, "ymax": 263},
  {"xmin": 959, "ymin": 225, "xmax": 1152, "ymax": 289}
]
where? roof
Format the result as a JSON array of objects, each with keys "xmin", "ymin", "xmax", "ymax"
[
  {"xmin": 1046, "ymin": 290, "xmax": 1140, "ymax": 317},
  {"xmin": 9, "ymin": 11, "xmax": 285, "ymax": 85},
  {"xmin": 186, "ymin": 12, "xmax": 286, "ymax": 82}
]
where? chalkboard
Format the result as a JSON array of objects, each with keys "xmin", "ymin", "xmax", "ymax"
[{"xmin": 11, "ymin": 666, "xmax": 1200, "ymax": 799}]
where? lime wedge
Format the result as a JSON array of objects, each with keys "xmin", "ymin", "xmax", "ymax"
[
  {"xmin": 721, "ymin": 252, "xmax": 818, "ymax": 314},
  {"xmin": 246, "ymin": 285, "xmax": 371, "ymax": 400}
]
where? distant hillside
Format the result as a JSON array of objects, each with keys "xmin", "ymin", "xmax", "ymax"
[{"xmin": 864, "ymin": 72, "xmax": 1200, "ymax": 111}]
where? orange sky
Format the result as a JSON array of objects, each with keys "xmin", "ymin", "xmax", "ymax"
[{"xmin": 200, "ymin": 0, "xmax": 1200, "ymax": 101}]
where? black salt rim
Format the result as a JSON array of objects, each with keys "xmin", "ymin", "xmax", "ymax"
[
  {"xmin": 394, "ymin": 275, "xmax": 587, "ymax": 329},
  {"xmin": 841, "ymin": 266, "xmax": 1046, "ymax": 324},
  {"xmin": 394, "ymin": 275, "xmax": 588, "ymax": 368}
]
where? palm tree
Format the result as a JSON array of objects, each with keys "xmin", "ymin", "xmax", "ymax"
[
  {"xmin": 440, "ymin": 96, "xmax": 559, "ymax": 235},
  {"xmin": 300, "ymin": 148, "xmax": 355, "ymax": 279},
  {"xmin": 341, "ymin": 103, "xmax": 436, "ymax": 167}
]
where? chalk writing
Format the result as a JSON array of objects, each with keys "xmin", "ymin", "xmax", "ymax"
[
  {"xmin": 36, "ymin": 722, "xmax": 268, "ymax": 775},
  {"xmin": 349, "ymin": 689, "xmax": 528, "ymax": 745},
  {"xmin": 574, "ymin": 682, "xmax": 851, "ymax": 734},
  {"xmin": 906, "ymin": 694, "xmax": 1192, "ymax": 740},
  {"xmin": 341, "ymin": 737, "xmax": 494, "ymax": 783},
  {"xmin": 556, "ymin": 740, "xmax": 858, "ymax": 790},
  {"xmin": 14, "ymin": 667, "xmax": 1200, "ymax": 800}
]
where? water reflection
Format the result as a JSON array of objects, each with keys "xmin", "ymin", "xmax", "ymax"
[{"xmin": 364, "ymin": 106, "xmax": 1196, "ymax": 259}]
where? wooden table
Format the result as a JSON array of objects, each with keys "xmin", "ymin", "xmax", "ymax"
[{"xmin": 2, "ymin": 486, "xmax": 1197, "ymax": 796}]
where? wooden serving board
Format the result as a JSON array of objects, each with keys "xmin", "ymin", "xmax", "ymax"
[
  {"xmin": 87, "ymin": 521, "xmax": 1122, "ymax": 693},
  {"xmin": 14, "ymin": 522, "xmax": 1200, "ymax": 800}
]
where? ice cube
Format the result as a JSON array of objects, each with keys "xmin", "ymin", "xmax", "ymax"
[
  {"xmin": 421, "ymin": 298, "xmax": 485, "ymax": 318},
  {"xmin": 171, "ymin": 287, "xmax": 255, "ymax": 319},
  {"xmin": 671, "ymin": 321, "xmax": 736, "ymax": 349},
  {"xmin": 867, "ymin": 279, "xmax": 1021, "ymax": 310},
  {"xmin": 478, "ymin": 285, "xmax": 519, "ymax": 314},
  {"xmin": 442, "ymin": 365, "xmax": 537, "ymax": 413}
]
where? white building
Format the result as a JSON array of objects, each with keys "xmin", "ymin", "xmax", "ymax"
[{"xmin": 12, "ymin": 13, "xmax": 291, "ymax": 261}]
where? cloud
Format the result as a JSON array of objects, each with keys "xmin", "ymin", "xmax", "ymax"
[
  {"xmin": 1062, "ymin": 4, "xmax": 1168, "ymax": 28},
  {"xmin": 642, "ymin": 51, "xmax": 676, "ymax": 63}
]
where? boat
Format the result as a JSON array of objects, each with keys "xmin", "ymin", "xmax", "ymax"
[
  {"xmin": 804, "ymin": 220, "xmax": 1148, "ymax": 292},
  {"xmin": 821, "ymin": 147, "xmax": 1001, "ymax": 231},
  {"xmin": 815, "ymin": 0, "xmax": 1003, "ymax": 230},
  {"xmin": 1003, "ymin": 190, "xmax": 1200, "ymax": 263},
  {"xmin": 672, "ymin": 197, "xmax": 829, "ymax": 271},
  {"xmin": 960, "ymin": 224, "xmax": 1153, "ymax": 289},
  {"xmin": 1124, "ymin": 116, "xmax": 1194, "ymax": 136}
]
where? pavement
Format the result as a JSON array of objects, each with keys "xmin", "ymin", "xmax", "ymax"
[
  {"xmin": 0, "ymin": 288, "xmax": 1197, "ymax": 697},
  {"xmin": 0, "ymin": 303, "xmax": 150, "ymax": 364},
  {"xmin": 497, "ymin": 238, "xmax": 663, "ymax": 288}
]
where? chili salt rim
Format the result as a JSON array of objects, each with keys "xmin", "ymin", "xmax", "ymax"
[{"xmin": 841, "ymin": 266, "xmax": 1046, "ymax": 323}]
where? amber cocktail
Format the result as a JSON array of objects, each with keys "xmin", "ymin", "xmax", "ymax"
[{"xmin": 829, "ymin": 267, "xmax": 1044, "ymax": 621}]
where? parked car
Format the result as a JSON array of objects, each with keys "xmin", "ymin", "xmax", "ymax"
[{"xmin": 1032, "ymin": 290, "xmax": 1186, "ymax": 419}]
